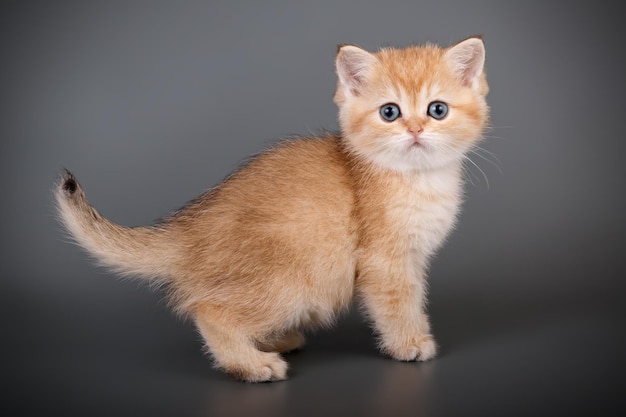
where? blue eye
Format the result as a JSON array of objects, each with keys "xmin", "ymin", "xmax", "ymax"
[
  {"xmin": 427, "ymin": 101, "xmax": 448, "ymax": 120},
  {"xmin": 380, "ymin": 103, "xmax": 401, "ymax": 122}
]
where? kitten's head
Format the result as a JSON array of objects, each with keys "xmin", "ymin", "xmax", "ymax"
[{"xmin": 334, "ymin": 37, "xmax": 489, "ymax": 172}]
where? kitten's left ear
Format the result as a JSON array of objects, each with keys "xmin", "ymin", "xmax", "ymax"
[
  {"xmin": 336, "ymin": 45, "xmax": 377, "ymax": 97},
  {"xmin": 444, "ymin": 37, "xmax": 486, "ymax": 89}
]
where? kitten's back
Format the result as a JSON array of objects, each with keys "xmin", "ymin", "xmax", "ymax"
[{"xmin": 166, "ymin": 135, "xmax": 359, "ymax": 320}]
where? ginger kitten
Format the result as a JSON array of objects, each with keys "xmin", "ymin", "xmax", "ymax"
[{"xmin": 56, "ymin": 37, "xmax": 489, "ymax": 382}]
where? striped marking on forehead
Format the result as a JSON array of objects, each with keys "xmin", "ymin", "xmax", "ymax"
[
  {"xmin": 374, "ymin": 45, "xmax": 454, "ymax": 111},
  {"xmin": 376, "ymin": 46, "xmax": 446, "ymax": 92}
]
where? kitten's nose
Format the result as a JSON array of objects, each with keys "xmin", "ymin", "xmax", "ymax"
[
  {"xmin": 408, "ymin": 125, "xmax": 424, "ymax": 141},
  {"xmin": 409, "ymin": 126, "xmax": 423, "ymax": 134}
]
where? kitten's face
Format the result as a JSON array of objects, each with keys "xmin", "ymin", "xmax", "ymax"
[{"xmin": 335, "ymin": 38, "xmax": 489, "ymax": 172}]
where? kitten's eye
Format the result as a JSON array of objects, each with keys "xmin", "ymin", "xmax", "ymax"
[
  {"xmin": 380, "ymin": 103, "xmax": 401, "ymax": 122},
  {"xmin": 427, "ymin": 101, "xmax": 448, "ymax": 120}
]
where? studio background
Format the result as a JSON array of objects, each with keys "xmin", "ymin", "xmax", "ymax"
[{"xmin": 1, "ymin": 1, "xmax": 624, "ymax": 416}]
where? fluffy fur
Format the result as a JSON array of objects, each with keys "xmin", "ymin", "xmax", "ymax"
[{"xmin": 55, "ymin": 37, "xmax": 489, "ymax": 382}]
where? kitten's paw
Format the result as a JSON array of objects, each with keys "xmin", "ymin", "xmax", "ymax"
[
  {"xmin": 385, "ymin": 334, "xmax": 437, "ymax": 362},
  {"xmin": 225, "ymin": 352, "xmax": 288, "ymax": 383}
]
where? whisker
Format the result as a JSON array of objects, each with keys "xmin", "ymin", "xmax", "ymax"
[
  {"xmin": 433, "ymin": 139, "xmax": 491, "ymax": 190},
  {"xmin": 472, "ymin": 145, "xmax": 501, "ymax": 162},
  {"xmin": 462, "ymin": 155, "xmax": 490, "ymax": 190},
  {"xmin": 469, "ymin": 147, "xmax": 502, "ymax": 174},
  {"xmin": 484, "ymin": 125, "xmax": 515, "ymax": 134},
  {"xmin": 459, "ymin": 162, "xmax": 478, "ymax": 186}
]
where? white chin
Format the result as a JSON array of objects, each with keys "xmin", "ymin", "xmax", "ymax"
[{"xmin": 369, "ymin": 148, "xmax": 460, "ymax": 173}]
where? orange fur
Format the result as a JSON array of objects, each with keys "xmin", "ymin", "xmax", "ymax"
[{"xmin": 55, "ymin": 37, "xmax": 490, "ymax": 382}]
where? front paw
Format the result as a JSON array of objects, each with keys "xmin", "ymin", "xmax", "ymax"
[{"xmin": 384, "ymin": 334, "xmax": 437, "ymax": 362}]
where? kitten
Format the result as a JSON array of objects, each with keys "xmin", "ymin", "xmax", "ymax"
[{"xmin": 55, "ymin": 37, "xmax": 489, "ymax": 382}]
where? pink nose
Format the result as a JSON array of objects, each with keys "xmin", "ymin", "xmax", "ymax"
[{"xmin": 409, "ymin": 125, "xmax": 424, "ymax": 135}]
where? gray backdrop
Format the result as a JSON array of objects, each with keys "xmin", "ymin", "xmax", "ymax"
[{"xmin": 2, "ymin": 1, "xmax": 624, "ymax": 416}]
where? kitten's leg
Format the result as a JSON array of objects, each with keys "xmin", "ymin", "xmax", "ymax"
[
  {"xmin": 257, "ymin": 330, "xmax": 306, "ymax": 353},
  {"xmin": 194, "ymin": 311, "xmax": 288, "ymax": 382},
  {"xmin": 358, "ymin": 258, "xmax": 437, "ymax": 362}
]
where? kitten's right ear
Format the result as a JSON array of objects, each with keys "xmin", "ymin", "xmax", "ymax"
[
  {"xmin": 335, "ymin": 45, "xmax": 376, "ymax": 97},
  {"xmin": 444, "ymin": 37, "xmax": 486, "ymax": 90}
]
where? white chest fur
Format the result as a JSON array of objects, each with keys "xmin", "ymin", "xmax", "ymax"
[{"xmin": 386, "ymin": 164, "xmax": 463, "ymax": 258}]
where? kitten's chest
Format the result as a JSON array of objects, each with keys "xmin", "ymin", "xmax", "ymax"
[{"xmin": 385, "ymin": 169, "xmax": 462, "ymax": 255}]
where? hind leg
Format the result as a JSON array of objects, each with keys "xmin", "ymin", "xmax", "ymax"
[
  {"xmin": 195, "ymin": 312, "xmax": 288, "ymax": 382},
  {"xmin": 257, "ymin": 330, "xmax": 306, "ymax": 353}
]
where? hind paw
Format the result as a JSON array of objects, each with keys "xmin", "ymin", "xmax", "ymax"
[{"xmin": 223, "ymin": 352, "xmax": 289, "ymax": 382}]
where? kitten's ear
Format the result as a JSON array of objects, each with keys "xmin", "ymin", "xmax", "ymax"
[
  {"xmin": 444, "ymin": 37, "xmax": 485, "ymax": 89},
  {"xmin": 335, "ymin": 45, "xmax": 377, "ymax": 97}
]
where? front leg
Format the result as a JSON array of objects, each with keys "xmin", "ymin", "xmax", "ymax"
[{"xmin": 357, "ymin": 255, "xmax": 436, "ymax": 361}]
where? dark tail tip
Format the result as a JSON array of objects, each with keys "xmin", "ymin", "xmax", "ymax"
[{"xmin": 61, "ymin": 169, "xmax": 78, "ymax": 195}]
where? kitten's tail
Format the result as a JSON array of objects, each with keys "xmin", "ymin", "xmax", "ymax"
[{"xmin": 55, "ymin": 170, "xmax": 176, "ymax": 283}]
